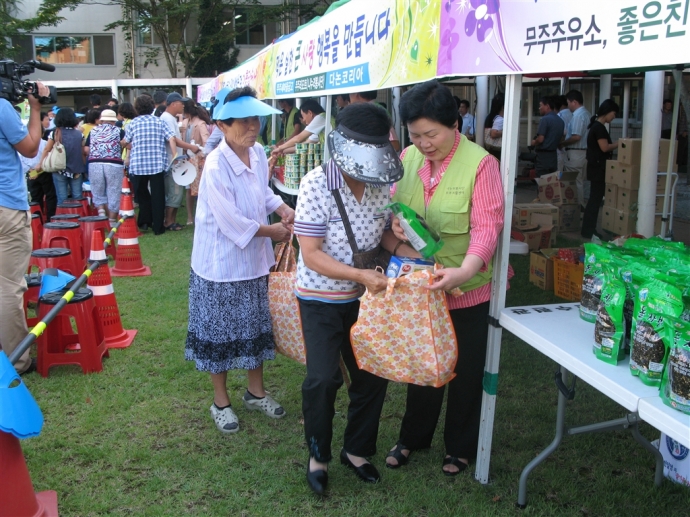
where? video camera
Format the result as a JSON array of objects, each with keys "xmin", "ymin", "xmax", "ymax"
[{"xmin": 0, "ymin": 59, "xmax": 57, "ymax": 104}]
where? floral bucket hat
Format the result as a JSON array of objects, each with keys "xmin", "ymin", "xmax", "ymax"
[{"xmin": 327, "ymin": 124, "xmax": 404, "ymax": 184}]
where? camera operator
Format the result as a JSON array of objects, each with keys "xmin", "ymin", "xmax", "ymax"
[{"xmin": 0, "ymin": 81, "xmax": 50, "ymax": 375}]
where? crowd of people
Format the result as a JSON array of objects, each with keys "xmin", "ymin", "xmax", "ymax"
[
  {"xmin": 3, "ymin": 76, "xmax": 680, "ymax": 498},
  {"xmin": 16, "ymin": 91, "xmax": 218, "ymax": 232},
  {"xmin": 184, "ymin": 81, "xmax": 508, "ymax": 496}
]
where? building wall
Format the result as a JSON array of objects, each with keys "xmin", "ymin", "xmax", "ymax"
[{"xmin": 17, "ymin": 0, "xmax": 130, "ymax": 81}]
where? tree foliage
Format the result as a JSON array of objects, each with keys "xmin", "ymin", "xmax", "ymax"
[
  {"xmin": 0, "ymin": 0, "xmax": 83, "ymax": 58},
  {"xmin": 91, "ymin": 0, "xmax": 332, "ymax": 79}
]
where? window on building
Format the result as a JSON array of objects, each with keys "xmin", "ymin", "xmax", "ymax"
[
  {"xmin": 33, "ymin": 35, "xmax": 115, "ymax": 66},
  {"xmin": 137, "ymin": 9, "xmax": 198, "ymax": 46},
  {"xmin": 234, "ymin": 8, "xmax": 277, "ymax": 46}
]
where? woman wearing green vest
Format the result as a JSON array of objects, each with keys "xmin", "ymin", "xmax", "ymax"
[
  {"xmin": 382, "ymin": 80, "xmax": 508, "ymax": 476},
  {"xmin": 271, "ymin": 99, "xmax": 335, "ymax": 157},
  {"xmin": 277, "ymin": 98, "xmax": 303, "ymax": 142}
]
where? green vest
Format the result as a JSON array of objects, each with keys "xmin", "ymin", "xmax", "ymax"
[
  {"xmin": 394, "ymin": 136, "xmax": 494, "ymax": 293},
  {"xmin": 284, "ymin": 108, "xmax": 298, "ymax": 141}
]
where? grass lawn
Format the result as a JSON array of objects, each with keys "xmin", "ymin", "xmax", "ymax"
[{"xmin": 20, "ymin": 213, "xmax": 690, "ymax": 516}]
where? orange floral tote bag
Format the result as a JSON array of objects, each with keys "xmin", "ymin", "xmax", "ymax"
[
  {"xmin": 268, "ymin": 238, "xmax": 307, "ymax": 365},
  {"xmin": 350, "ymin": 269, "xmax": 458, "ymax": 387}
]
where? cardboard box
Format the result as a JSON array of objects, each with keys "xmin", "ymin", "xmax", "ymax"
[
  {"xmin": 536, "ymin": 171, "xmax": 579, "ymax": 205},
  {"xmin": 656, "ymin": 194, "xmax": 676, "ymax": 213},
  {"xmin": 613, "ymin": 208, "xmax": 637, "ymax": 235},
  {"xmin": 618, "ymin": 138, "xmax": 642, "ymax": 165},
  {"xmin": 512, "ymin": 203, "xmax": 559, "ymax": 230},
  {"xmin": 617, "ymin": 138, "xmax": 677, "ymax": 169},
  {"xmin": 617, "ymin": 188, "xmax": 639, "ymax": 212},
  {"xmin": 601, "ymin": 205, "xmax": 617, "ymax": 233},
  {"xmin": 658, "ymin": 139, "xmax": 679, "ymax": 170},
  {"xmin": 604, "ymin": 184, "xmax": 618, "ymax": 208},
  {"xmin": 531, "ymin": 212, "xmax": 559, "ymax": 245},
  {"xmin": 558, "ymin": 204, "xmax": 580, "ymax": 232},
  {"xmin": 529, "ymin": 248, "xmax": 559, "ymax": 291},
  {"xmin": 385, "ymin": 256, "xmax": 435, "ymax": 278},
  {"xmin": 510, "ymin": 226, "xmax": 553, "ymax": 251},
  {"xmin": 606, "ymin": 160, "xmax": 641, "ymax": 189},
  {"xmin": 654, "ymin": 215, "xmax": 663, "ymax": 235}
]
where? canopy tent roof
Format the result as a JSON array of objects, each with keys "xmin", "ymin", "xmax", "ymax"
[{"xmin": 198, "ymin": 0, "xmax": 690, "ymax": 102}]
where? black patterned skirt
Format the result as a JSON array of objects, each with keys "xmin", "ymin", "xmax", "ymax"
[{"xmin": 185, "ymin": 269, "xmax": 276, "ymax": 373}]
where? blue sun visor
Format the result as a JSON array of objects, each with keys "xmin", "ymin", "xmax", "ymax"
[{"xmin": 214, "ymin": 95, "xmax": 281, "ymax": 121}]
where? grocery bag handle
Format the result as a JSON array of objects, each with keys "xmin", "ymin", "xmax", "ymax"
[{"xmin": 275, "ymin": 231, "xmax": 296, "ymax": 273}]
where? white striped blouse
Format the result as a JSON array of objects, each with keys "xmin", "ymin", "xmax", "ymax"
[{"xmin": 190, "ymin": 138, "xmax": 283, "ymax": 282}]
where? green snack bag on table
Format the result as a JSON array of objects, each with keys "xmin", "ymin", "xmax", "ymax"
[
  {"xmin": 623, "ymin": 237, "xmax": 686, "ymax": 257},
  {"xmin": 630, "ymin": 279, "xmax": 684, "ymax": 386},
  {"xmin": 593, "ymin": 269, "xmax": 627, "ymax": 365},
  {"xmin": 620, "ymin": 258, "xmax": 677, "ymax": 352},
  {"xmin": 661, "ymin": 317, "xmax": 690, "ymax": 415},
  {"xmin": 385, "ymin": 202, "xmax": 444, "ymax": 259},
  {"xmin": 580, "ymin": 243, "xmax": 619, "ymax": 323}
]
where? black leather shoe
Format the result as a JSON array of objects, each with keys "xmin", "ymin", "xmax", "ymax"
[
  {"xmin": 340, "ymin": 449, "xmax": 380, "ymax": 483},
  {"xmin": 306, "ymin": 464, "xmax": 328, "ymax": 495}
]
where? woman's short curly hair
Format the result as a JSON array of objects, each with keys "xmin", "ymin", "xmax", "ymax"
[{"xmin": 134, "ymin": 95, "xmax": 155, "ymax": 116}]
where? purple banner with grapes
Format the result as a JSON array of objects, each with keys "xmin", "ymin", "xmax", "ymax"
[{"xmin": 439, "ymin": 0, "xmax": 690, "ymax": 77}]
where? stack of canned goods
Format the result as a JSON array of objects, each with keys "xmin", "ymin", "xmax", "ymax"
[{"xmin": 283, "ymin": 142, "xmax": 323, "ymax": 190}]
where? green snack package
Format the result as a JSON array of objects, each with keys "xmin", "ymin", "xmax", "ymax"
[
  {"xmin": 580, "ymin": 243, "xmax": 619, "ymax": 323},
  {"xmin": 630, "ymin": 279, "xmax": 684, "ymax": 386},
  {"xmin": 661, "ymin": 317, "xmax": 690, "ymax": 415},
  {"xmin": 620, "ymin": 258, "xmax": 676, "ymax": 352},
  {"xmin": 385, "ymin": 202, "xmax": 444, "ymax": 259},
  {"xmin": 593, "ymin": 270, "xmax": 627, "ymax": 365},
  {"xmin": 623, "ymin": 237, "xmax": 686, "ymax": 257}
]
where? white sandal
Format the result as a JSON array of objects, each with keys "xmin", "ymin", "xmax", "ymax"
[
  {"xmin": 242, "ymin": 391, "xmax": 286, "ymax": 419},
  {"xmin": 210, "ymin": 404, "xmax": 239, "ymax": 434}
]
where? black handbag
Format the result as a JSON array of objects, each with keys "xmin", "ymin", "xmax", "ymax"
[{"xmin": 330, "ymin": 189, "xmax": 390, "ymax": 270}]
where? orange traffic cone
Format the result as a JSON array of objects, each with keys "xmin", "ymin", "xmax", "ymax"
[
  {"xmin": 0, "ymin": 431, "xmax": 58, "ymax": 517},
  {"xmin": 121, "ymin": 175, "xmax": 131, "ymax": 196},
  {"xmin": 110, "ymin": 195, "xmax": 151, "ymax": 277},
  {"xmin": 88, "ymin": 230, "xmax": 137, "ymax": 348}
]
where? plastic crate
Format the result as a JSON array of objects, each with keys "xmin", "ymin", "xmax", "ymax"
[{"xmin": 553, "ymin": 257, "xmax": 584, "ymax": 301}]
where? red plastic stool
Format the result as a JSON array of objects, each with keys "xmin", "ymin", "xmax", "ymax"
[
  {"xmin": 23, "ymin": 273, "xmax": 42, "ymax": 327},
  {"xmin": 29, "ymin": 248, "xmax": 76, "ymax": 276},
  {"xmin": 50, "ymin": 214, "xmax": 80, "ymax": 223},
  {"xmin": 71, "ymin": 196, "xmax": 91, "ymax": 218},
  {"xmin": 79, "ymin": 216, "xmax": 115, "ymax": 261},
  {"xmin": 31, "ymin": 213, "xmax": 43, "ymax": 251},
  {"xmin": 29, "ymin": 201, "xmax": 43, "ymax": 223},
  {"xmin": 41, "ymin": 222, "xmax": 85, "ymax": 273},
  {"xmin": 36, "ymin": 287, "xmax": 109, "ymax": 376},
  {"xmin": 56, "ymin": 202, "xmax": 86, "ymax": 218},
  {"xmin": 80, "ymin": 186, "xmax": 98, "ymax": 216}
]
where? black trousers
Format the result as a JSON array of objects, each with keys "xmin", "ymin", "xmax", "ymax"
[
  {"xmin": 299, "ymin": 298, "xmax": 389, "ymax": 463},
  {"xmin": 133, "ymin": 172, "xmax": 166, "ymax": 235},
  {"xmin": 535, "ymin": 150, "xmax": 558, "ymax": 177},
  {"xmin": 399, "ymin": 301, "xmax": 490, "ymax": 460},
  {"xmin": 582, "ymin": 178, "xmax": 605, "ymax": 238},
  {"xmin": 28, "ymin": 172, "xmax": 58, "ymax": 220}
]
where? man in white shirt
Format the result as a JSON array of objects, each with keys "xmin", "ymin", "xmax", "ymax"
[
  {"xmin": 160, "ymin": 92, "xmax": 201, "ymax": 230},
  {"xmin": 458, "ymin": 99, "xmax": 475, "ymax": 140},
  {"xmin": 560, "ymin": 90, "xmax": 591, "ymax": 210}
]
